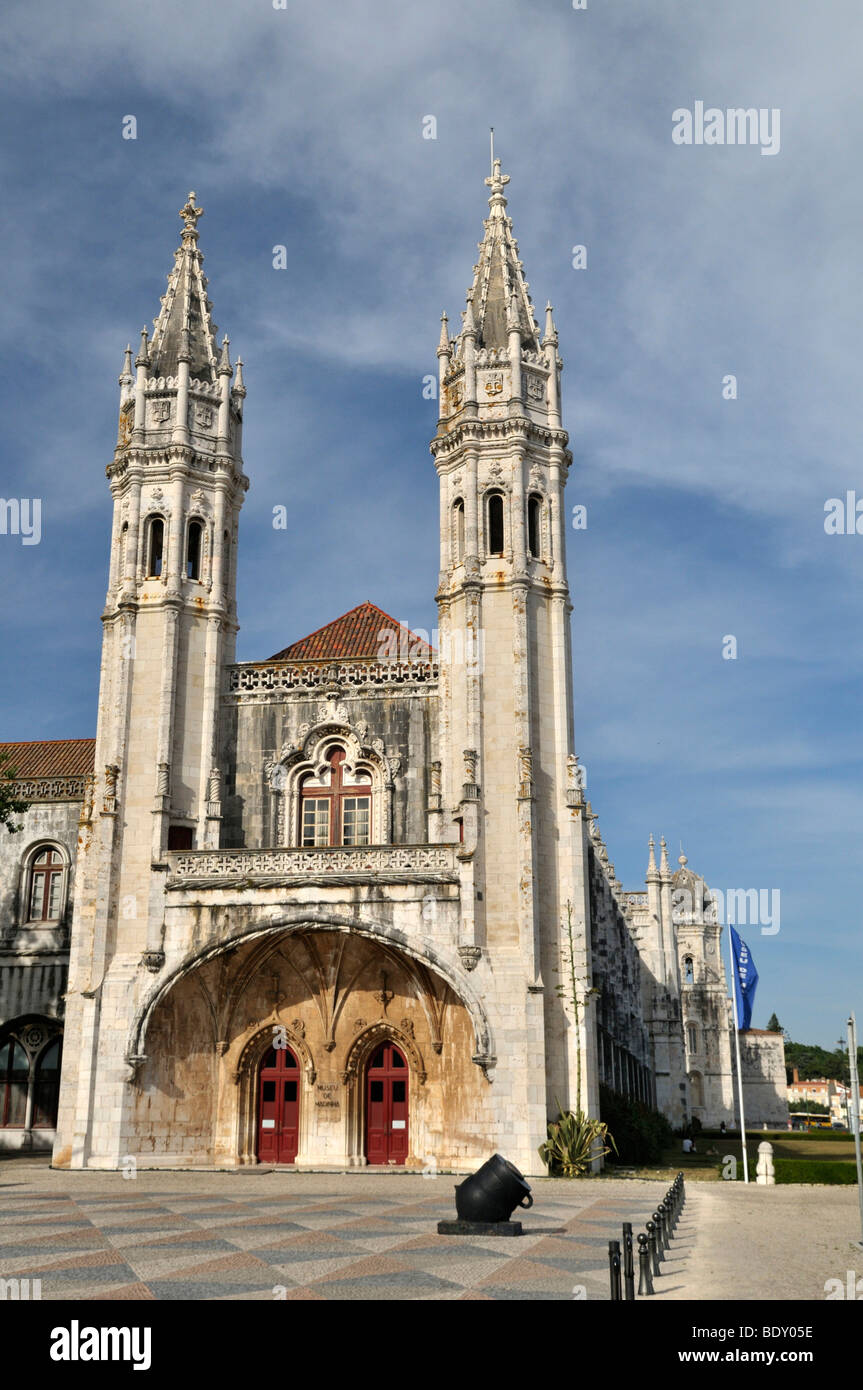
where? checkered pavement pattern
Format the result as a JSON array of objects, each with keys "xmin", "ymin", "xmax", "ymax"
[{"xmin": 0, "ymin": 1169, "xmax": 679, "ymax": 1301}]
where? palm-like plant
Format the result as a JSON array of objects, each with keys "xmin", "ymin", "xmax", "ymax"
[{"xmin": 538, "ymin": 1105, "xmax": 616, "ymax": 1177}]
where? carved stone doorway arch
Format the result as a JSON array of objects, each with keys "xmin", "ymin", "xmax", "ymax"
[
  {"xmin": 233, "ymin": 1024, "xmax": 316, "ymax": 1165},
  {"xmin": 342, "ymin": 1021, "xmax": 425, "ymax": 1167}
]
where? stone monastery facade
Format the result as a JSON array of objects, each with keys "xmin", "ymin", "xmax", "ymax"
[{"xmin": 0, "ymin": 167, "xmax": 786, "ymax": 1170}]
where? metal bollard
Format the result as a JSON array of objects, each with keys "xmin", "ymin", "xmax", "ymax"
[
  {"xmin": 622, "ymin": 1222, "xmax": 635, "ymax": 1301},
  {"xmin": 637, "ymin": 1232, "xmax": 654, "ymax": 1295},
  {"xmin": 656, "ymin": 1204, "xmax": 668, "ymax": 1253},
  {"xmin": 647, "ymin": 1218, "xmax": 661, "ymax": 1276},
  {"xmin": 662, "ymin": 1197, "xmax": 674, "ymax": 1240},
  {"xmin": 608, "ymin": 1239, "xmax": 622, "ymax": 1301}
]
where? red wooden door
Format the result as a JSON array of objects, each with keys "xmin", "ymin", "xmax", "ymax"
[
  {"xmin": 366, "ymin": 1042, "xmax": 409, "ymax": 1165},
  {"xmin": 257, "ymin": 1046, "xmax": 300, "ymax": 1163}
]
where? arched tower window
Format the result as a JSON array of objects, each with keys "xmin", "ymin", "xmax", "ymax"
[
  {"xmin": 686, "ymin": 1023, "xmax": 698, "ymax": 1054},
  {"xmin": 186, "ymin": 519, "xmax": 203, "ymax": 580},
  {"xmin": 683, "ymin": 955, "xmax": 694, "ymax": 985},
  {"xmin": 453, "ymin": 499, "xmax": 465, "ymax": 562},
  {"xmin": 146, "ymin": 516, "xmax": 164, "ymax": 577},
  {"xmin": 527, "ymin": 494, "xmax": 542, "ymax": 558},
  {"xmin": 486, "ymin": 492, "xmax": 505, "ymax": 555},
  {"xmin": 299, "ymin": 747, "xmax": 373, "ymax": 847},
  {"xmin": 26, "ymin": 847, "xmax": 65, "ymax": 922}
]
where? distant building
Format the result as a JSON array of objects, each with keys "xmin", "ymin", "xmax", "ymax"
[
  {"xmin": 788, "ymin": 1072, "xmax": 863, "ymax": 1126},
  {"xmin": 626, "ymin": 853, "xmax": 787, "ymax": 1131}
]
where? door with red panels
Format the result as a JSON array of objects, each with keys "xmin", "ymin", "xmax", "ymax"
[
  {"xmin": 257, "ymin": 1046, "xmax": 300, "ymax": 1163},
  {"xmin": 365, "ymin": 1042, "xmax": 409, "ymax": 1165}
]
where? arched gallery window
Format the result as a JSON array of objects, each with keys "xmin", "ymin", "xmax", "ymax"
[
  {"xmin": 146, "ymin": 516, "xmax": 164, "ymax": 577},
  {"xmin": 683, "ymin": 956, "xmax": 694, "ymax": 985},
  {"xmin": 300, "ymin": 748, "xmax": 373, "ymax": 847},
  {"xmin": 486, "ymin": 492, "xmax": 505, "ymax": 555},
  {"xmin": 452, "ymin": 499, "xmax": 465, "ymax": 562},
  {"xmin": 527, "ymin": 494, "xmax": 542, "ymax": 558},
  {"xmin": 186, "ymin": 519, "xmax": 203, "ymax": 580},
  {"xmin": 686, "ymin": 1023, "xmax": 698, "ymax": 1054}
]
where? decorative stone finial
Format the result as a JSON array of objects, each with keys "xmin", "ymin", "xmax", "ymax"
[
  {"xmin": 437, "ymin": 312, "xmax": 450, "ymax": 356},
  {"xmin": 485, "ymin": 155, "xmax": 511, "ymax": 206},
  {"xmin": 647, "ymin": 833, "xmax": 658, "ymax": 877},
  {"xmin": 135, "ymin": 326, "xmax": 150, "ymax": 368},
  {"xmin": 119, "ymin": 344, "xmax": 134, "ymax": 386},
  {"xmin": 179, "ymin": 190, "xmax": 204, "ymax": 240}
]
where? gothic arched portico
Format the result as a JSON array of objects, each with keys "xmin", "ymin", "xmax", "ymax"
[{"xmin": 124, "ymin": 917, "xmax": 493, "ymax": 1169}]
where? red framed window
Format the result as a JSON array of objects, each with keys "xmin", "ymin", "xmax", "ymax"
[
  {"xmin": 28, "ymin": 848, "xmax": 64, "ymax": 921},
  {"xmin": 299, "ymin": 748, "xmax": 372, "ymax": 847}
]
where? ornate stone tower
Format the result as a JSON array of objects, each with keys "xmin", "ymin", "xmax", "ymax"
[
  {"xmin": 430, "ymin": 156, "xmax": 598, "ymax": 1147},
  {"xmin": 54, "ymin": 194, "xmax": 247, "ymax": 1167},
  {"xmin": 672, "ymin": 852, "xmax": 735, "ymax": 1128}
]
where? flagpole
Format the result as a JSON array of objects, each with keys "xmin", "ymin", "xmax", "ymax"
[{"xmin": 728, "ymin": 926, "xmax": 750, "ymax": 1183}]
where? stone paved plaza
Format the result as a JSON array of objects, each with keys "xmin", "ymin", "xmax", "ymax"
[{"xmin": 1, "ymin": 1160, "xmax": 860, "ymax": 1301}]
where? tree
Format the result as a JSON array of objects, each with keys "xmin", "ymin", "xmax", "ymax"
[
  {"xmin": 0, "ymin": 750, "xmax": 29, "ymax": 834},
  {"xmin": 766, "ymin": 1012, "xmax": 782, "ymax": 1034}
]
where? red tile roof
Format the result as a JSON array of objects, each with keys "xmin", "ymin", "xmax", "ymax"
[
  {"xmin": 0, "ymin": 738, "xmax": 96, "ymax": 779},
  {"xmin": 269, "ymin": 602, "xmax": 436, "ymax": 662}
]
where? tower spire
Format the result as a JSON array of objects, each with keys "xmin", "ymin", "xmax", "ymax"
[
  {"xmin": 446, "ymin": 153, "xmax": 538, "ymax": 354},
  {"xmin": 149, "ymin": 191, "xmax": 220, "ymax": 381}
]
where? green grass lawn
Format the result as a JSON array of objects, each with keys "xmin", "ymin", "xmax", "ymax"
[{"xmin": 603, "ymin": 1135, "xmax": 860, "ymax": 1182}]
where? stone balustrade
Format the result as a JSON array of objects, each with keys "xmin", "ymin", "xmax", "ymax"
[
  {"xmin": 227, "ymin": 658, "xmax": 438, "ymax": 695},
  {"xmin": 165, "ymin": 843, "xmax": 459, "ymax": 888}
]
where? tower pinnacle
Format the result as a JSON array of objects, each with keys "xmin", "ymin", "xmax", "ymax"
[{"xmin": 149, "ymin": 189, "xmax": 219, "ymax": 380}]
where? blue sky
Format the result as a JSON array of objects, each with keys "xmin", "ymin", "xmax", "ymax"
[{"xmin": 1, "ymin": 0, "xmax": 861, "ymax": 1048}]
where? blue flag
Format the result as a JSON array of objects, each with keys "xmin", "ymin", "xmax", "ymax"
[{"xmin": 730, "ymin": 926, "xmax": 758, "ymax": 1031}]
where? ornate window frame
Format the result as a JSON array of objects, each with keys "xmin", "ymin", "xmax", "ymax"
[
  {"xmin": 143, "ymin": 513, "xmax": 166, "ymax": 579},
  {"xmin": 452, "ymin": 497, "xmax": 465, "ymax": 564},
  {"xmin": 19, "ymin": 841, "xmax": 70, "ymax": 928},
  {"xmin": 265, "ymin": 700, "xmax": 400, "ymax": 849},
  {"xmin": 484, "ymin": 488, "xmax": 506, "ymax": 557},
  {"xmin": 185, "ymin": 516, "xmax": 206, "ymax": 583}
]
